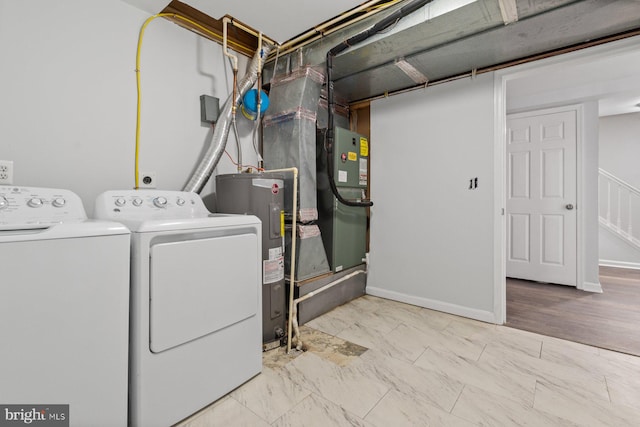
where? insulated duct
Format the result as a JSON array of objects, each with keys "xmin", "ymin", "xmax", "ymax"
[
  {"xmin": 324, "ymin": 0, "xmax": 433, "ymax": 207},
  {"xmin": 262, "ymin": 67, "xmax": 332, "ymax": 282},
  {"xmin": 184, "ymin": 44, "xmax": 273, "ymax": 193}
]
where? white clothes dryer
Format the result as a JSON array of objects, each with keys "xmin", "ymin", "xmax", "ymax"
[
  {"xmin": 94, "ymin": 190, "xmax": 262, "ymax": 427},
  {"xmin": 0, "ymin": 186, "xmax": 130, "ymax": 427}
]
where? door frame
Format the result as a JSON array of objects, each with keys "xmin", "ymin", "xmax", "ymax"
[
  {"xmin": 490, "ymin": 36, "xmax": 638, "ymax": 323},
  {"xmin": 494, "ymin": 92, "xmax": 588, "ymax": 325},
  {"xmin": 505, "ymin": 104, "xmax": 581, "ymax": 287}
]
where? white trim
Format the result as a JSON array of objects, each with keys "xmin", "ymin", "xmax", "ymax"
[
  {"xmin": 504, "ymin": 104, "xmax": 581, "ymax": 119},
  {"xmin": 576, "ymin": 104, "xmax": 584, "ymax": 291},
  {"xmin": 493, "ymin": 72, "xmax": 507, "ymax": 325},
  {"xmin": 599, "ymin": 260, "xmax": 640, "ymax": 270},
  {"xmin": 494, "ymin": 36, "xmax": 640, "ymax": 325},
  {"xmin": 504, "ymin": 104, "xmax": 582, "ymax": 289},
  {"xmin": 494, "ymin": 67, "xmax": 510, "ymax": 326},
  {"xmin": 366, "ymin": 286, "xmax": 498, "ymax": 324},
  {"xmin": 599, "ymin": 168, "xmax": 640, "ymax": 197},
  {"xmin": 581, "ymin": 281, "xmax": 603, "ymax": 293},
  {"xmin": 598, "ymin": 169, "xmax": 640, "ymax": 250},
  {"xmin": 600, "ymin": 219, "xmax": 640, "ymax": 250}
]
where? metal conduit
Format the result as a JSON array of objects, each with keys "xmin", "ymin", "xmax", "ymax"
[
  {"xmin": 184, "ymin": 44, "xmax": 273, "ymax": 193},
  {"xmin": 324, "ymin": 0, "xmax": 433, "ymax": 207}
]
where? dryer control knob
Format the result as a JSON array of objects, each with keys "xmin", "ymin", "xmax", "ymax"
[
  {"xmin": 115, "ymin": 198, "xmax": 126, "ymax": 207},
  {"xmin": 0, "ymin": 196, "xmax": 8, "ymax": 210},
  {"xmin": 132, "ymin": 198, "xmax": 143, "ymax": 207},
  {"xmin": 153, "ymin": 197, "xmax": 168, "ymax": 208},
  {"xmin": 27, "ymin": 198, "xmax": 43, "ymax": 208},
  {"xmin": 176, "ymin": 198, "xmax": 185, "ymax": 206},
  {"xmin": 52, "ymin": 198, "xmax": 66, "ymax": 208}
]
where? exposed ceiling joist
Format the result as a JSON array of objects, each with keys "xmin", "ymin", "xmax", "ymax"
[
  {"xmin": 161, "ymin": 1, "xmax": 259, "ymax": 57},
  {"xmin": 123, "ymin": 0, "xmax": 640, "ymax": 108}
]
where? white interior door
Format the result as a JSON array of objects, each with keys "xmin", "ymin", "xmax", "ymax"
[{"xmin": 506, "ymin": 108, "xmax": 577, "ymax": 286}]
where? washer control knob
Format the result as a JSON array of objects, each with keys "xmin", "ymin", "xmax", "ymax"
[
  {"xmin": 52, "ymin": 198, "xmax": 66, "ymax": 208},
  {"xmin": 27, "ymin": 198, "xmax": 43, "ymax": 208},
  {"xmin": 176, "ymin": 198, "xmax": 185, "ymax": 206},
  {"xmin": 132, "ymin": 198, "xmax": 143, "ymax": 207},
  {"xmin": 153, "ymin": 197, "xmax": 168, "ymax": 208},
  {"xmin": 0, "ymin": 196, "xmax": 8, "ymax": 210},
  {"xmin": 115, "ymin": 198, "xmax": 126, "ymax": 207}
]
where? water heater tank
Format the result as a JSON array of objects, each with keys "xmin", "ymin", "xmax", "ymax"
[{"xmin": 216, "ymin": 173, "xmax": 286, "ymax": 348}]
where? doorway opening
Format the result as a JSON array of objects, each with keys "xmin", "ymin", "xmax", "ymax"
[{"xmin": 495, "ymin": 36, "xmax": 640, "ymax": 355}]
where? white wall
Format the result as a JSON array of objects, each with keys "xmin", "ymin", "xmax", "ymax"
[
  {"xmin": 506, "ymin": 43, "xmax": 640, "ymax": 113},
  {"xmin": 598, "ymin": 112, "xmax": 640, "ymax": 266},
  {"xmin": 367, "ymin": 37, "xmax": 640, "ymax": 323},
  {"xmin": 600, "ymin": 112, "xmax": 640, "ymax": 188},
  {"xmin": 599, "ymin": 228, "xmax": 640, "ymax": 267},
  {"xmin": 0, "ymin": 0, "xmax": 256, "ymax": 216},
  {"xmin": 500, "ymin": 36, "xmax": 640, "ymax": 291},
  {"xmin": 582, "ymin": 101, "xmax": 601, "ymax": 290},
  {"xmin": 504, "ymin": 37, "xmax": 640, "ymax": 275},
  {"xmin": 369, "ymin": 73, "xmax": 497, "ymax": 322}
]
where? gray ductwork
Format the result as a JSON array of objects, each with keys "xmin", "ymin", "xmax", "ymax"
[
  {"xmin": 263, "ymin": 67, "xmax": 325, "ymax": 222},
  {"xmin": 263, "ymin": 0, "xmax": 640, "ymax": 104},
  {"xmin": 184, "ymin": 44, "xmax": 273, "ymax": 193},
  {"xmin": 263, "ymin": 66, "xmax": 332, "ymax": 281}
]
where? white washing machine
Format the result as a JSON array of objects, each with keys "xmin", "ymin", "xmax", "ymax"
[
  {"xmin": 94, "ymin": 190, "xmax": 262, "ymax": 427},
  {"xmin": 0, "ymin": 186, "xmax": 130, "ymax": 427}
]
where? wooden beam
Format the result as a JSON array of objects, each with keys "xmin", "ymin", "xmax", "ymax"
[{"xmin": 161, "ymin": 0, "xmax": 258, "ymax": 57}]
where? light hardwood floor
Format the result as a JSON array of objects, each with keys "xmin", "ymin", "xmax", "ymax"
[{"xmin": 506, "ymin": 266, "xmax": 640, "ymax": 357}]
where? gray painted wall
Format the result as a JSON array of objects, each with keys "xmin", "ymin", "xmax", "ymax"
[
  {"xmin": 600, "ymin": 112, "xmax": 640, "ymax": 189},
  {"xmin": 0, "ymin": 0, "xmax": 256, "ymax": 216},
  {"xmin": 599, "ymin": 112, "xmax": 640, "ymax": 266},
  {"xmin": 368, "ymin": 73, "xmax": 496, "ymax": 321}
]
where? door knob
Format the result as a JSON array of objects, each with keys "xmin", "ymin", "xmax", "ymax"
[{"xmin": 566, "ymin": 204, "xmax": 574, "ymax": 210}]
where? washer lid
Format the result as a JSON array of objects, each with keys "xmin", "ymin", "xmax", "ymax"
[
  {"xmin": 0, "ymin": 186, "xmax": 87, "ymax": 230},
  {"xmin": 94, "ymin": 190, "xmax": 208, "ymax": 219},
  {"xmin": 127, "ymin": 214, "xmax": 260, "ymax": 233},
  {"xmin": 94, "ymin": 189, "xmax": 260, "ymax": 232},
  {"xmin": 0, "ymin": 221, "xmax": 129, "ymax": 242}
]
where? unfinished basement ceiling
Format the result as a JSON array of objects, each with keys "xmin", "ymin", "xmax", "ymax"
[
  {"xmin": 123, "ymin": 0, "xmax": 640, "ymax": 104},
  {"xmin": 121, "ymin": 0, "xmax": 365, "ymax": 44},
  {"xmin": 180, "ymin": 0, "xmax": 364, "ymax": 43},
  {"xmin": 330, "ymin": 0, "xmax": 640, "ymax": 102},
  {"xmin": 263, "ymin": 0, "xmax": 640, "ymax": 103}
]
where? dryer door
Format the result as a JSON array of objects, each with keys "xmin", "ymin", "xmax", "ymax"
[{"xmin": 149, "ymin": 233, "xmax": 259, "ymax": 353}]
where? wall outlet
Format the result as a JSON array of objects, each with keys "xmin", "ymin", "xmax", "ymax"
[
  {"xmin": 139, "ymin": 172, "xmax": 156, "ymax": 189},
  {"xmin": 0, "ymin": 160, "xmax": 14, "ymax": 185}
]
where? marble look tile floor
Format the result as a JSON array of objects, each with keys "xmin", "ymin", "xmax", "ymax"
[{"xmin": 177, "ymin": 295, "xmax": 640, "ymax": 426}]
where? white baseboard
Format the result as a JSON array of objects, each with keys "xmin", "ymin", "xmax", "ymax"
[
  {"xmin": 599, "ymin": 259, "xmax": 640, "ymax": 270},
  {"xmin": 366, "ymin": 286, "xmax": 497, "ymax": 324},
  {"xmin": 580, "ymin": 281, "xmax": 603, "ymax": 293}
]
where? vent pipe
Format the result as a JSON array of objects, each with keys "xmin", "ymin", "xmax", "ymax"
[{"xmin": 184, "ymin": 44, "xmax": 273, "ymax": 193}]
